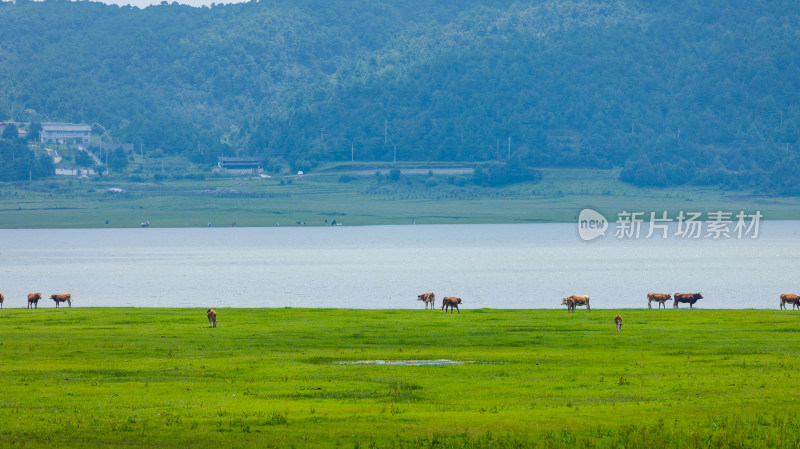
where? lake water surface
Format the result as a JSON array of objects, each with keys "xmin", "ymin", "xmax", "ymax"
[{"xmin": 1, "ymin": 222, "xmax": 798, "ymax": 309}]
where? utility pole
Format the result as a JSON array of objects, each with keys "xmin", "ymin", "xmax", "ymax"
[
  {"xmin": 351, "ymin": 143, "xmax": 354, "ymax": 162},
  {"xmin": 393, "ymin": 144, "xmax": 397, "ymax": 164}
]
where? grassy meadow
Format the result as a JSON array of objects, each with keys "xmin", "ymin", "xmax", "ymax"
[
  {"xmin": 1, "ymin": 307, "xmax": 799, "ymax": 448},
  {"xmin": 1, "ymin": 166, "xmax": 799, "ymax": 228}
]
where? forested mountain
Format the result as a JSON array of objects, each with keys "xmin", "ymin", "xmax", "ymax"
[{"xmin": 1, "ymin": 0, "xmax": 799, "ymax": 192}]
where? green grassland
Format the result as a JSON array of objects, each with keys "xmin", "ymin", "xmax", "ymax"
[
  {"xmin": 1, "ymin": 166, "xmax": 799, "ymax": 228},
  {"xmin": 1, "ymin": 307, "xmax": 799, "ymax": 448}
]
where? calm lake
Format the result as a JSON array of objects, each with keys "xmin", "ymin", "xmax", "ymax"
[{"xmin": 1, "ymin": 222, "xmax": 798, "ymax": 309}]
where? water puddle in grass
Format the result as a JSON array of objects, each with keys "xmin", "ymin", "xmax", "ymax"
[{"xmin": 334, "ymin": 359, "xmax": 492, "ymax": 366}]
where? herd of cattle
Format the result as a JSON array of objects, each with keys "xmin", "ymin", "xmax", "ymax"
[
  {"xmin": 0, "ymin": 293, "xmax": 72, "ymax": 309},
  {"xmin": 417, "ymin": 293, "xmax": 463, "ymax": 313},
  {"xmin": 2, "ymin": 290, "xmax": 800, "ymax": 315},
  {"xmin": 560, "ymin": 293, "xmax": 705, "ymax": 312},
  {"xmin": 417, "ymin": 291, "xmax": 800, "ymax": 312}
]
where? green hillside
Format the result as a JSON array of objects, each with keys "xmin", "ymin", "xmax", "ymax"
[{"xmin": 1, "ymin": 0, "xmax": 799, "ymax": 192}]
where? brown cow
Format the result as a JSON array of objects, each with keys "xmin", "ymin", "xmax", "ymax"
[
  {"xmin": 417, "ymin": 292, "xmax": 436, "ymax": 309},
  {"xmin": 0, "ymin": 292, "xmax": 4, "ymax": 309},
  {"xmin": 565, "ymin": 295, "xmax": 590, "ymax": 311},
  {"xmin": 50, "ymin": 294, "xmax": 72, "ymax": 308},
  {"xmin": 647, "ymin": 293, "xmax": 671, "ymax": 309},
  {"xmin": 779, "ymin": 294, "xmax": 800, "ymax": 310},
  {"xmin": 673, "ymin": 293, "xmax": 702, "ymax": 308},
  {"xmin": 615, "ymin": 315, "xmax": 623, "ymax": 332},
  {"xmin": 206, "ymin": 308, "xmax": 218, "ymax": 327},
  {"xmin": 27, "ymin": 293, "xmax": 42, "ymax": 309},
  {"xmin": 561, "ymin": 297, "xmax": 576, "ymax": 313},
  {"xmin": 441, "ymin": 297, "xmax": 462, "ymax": 314}
]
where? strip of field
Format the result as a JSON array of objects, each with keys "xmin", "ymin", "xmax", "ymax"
[
  {"xmin": 2, "ymin": 167, "xmax": 799, "ymax": 228},
  {"xmin": 1, "ymin": 308, "xmax": 798, "ymax": 448}
]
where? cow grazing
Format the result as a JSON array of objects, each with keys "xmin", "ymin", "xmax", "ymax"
[
  {"xmin": 441, "ymin": 297, "xmax": 462, "ymax": 314},
  {"xmin": 417, "ymin": 292, "xmax": 436, "ymax": 309},
  {"xmin": 561, "ymin": 297, "xmax": 576, "ymax": 313},
  {"xmin": 779, "ymin": 294, "xmax": 800, "ymax": 310},
  {"xmin": 673, "ymin": 293, "xmax": 702, "ymax": 308},
  {"xmin": 27, "ymin": 293, "xmax": 42, "ymax": 309},
  {"xmin": 647, "ymin": 293, "xmax": 671, "ymax": 309},
  {"xmin": 0, "ymin": 292, "xmax": 4, "ymax": 308},
  {"xmin": 565, "ymin": 295, "xmax": 590, "ymax": 311},
  {"xmin": 615, "ymin": 315, "xmax": 623, "ymax": 332},
  {"xmin": 206, "ymin": 308, "xmax": 218, "ymax": 327},
  {"xmin": 50, "ymin": 294, "xmax": 72, "ymax": 308}
]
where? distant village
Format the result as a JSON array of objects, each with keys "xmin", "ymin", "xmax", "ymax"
[
  {"xmin": 1, "ymin": 121, "xmax": 263, "ymax": 176},
  {"xmin": 1, "ymin": 121, "xmax": 90, "ymax": 144}
]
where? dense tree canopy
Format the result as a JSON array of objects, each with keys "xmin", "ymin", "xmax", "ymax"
[
  {"xmin": 0, "ymin": 140, "xmax": 54, "ymax": 181},
  {"xmin": 0, "ymin": 0, "xmax": 798, "ymax": 192}
]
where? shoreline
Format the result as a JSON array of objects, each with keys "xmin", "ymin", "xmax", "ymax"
[
  {"xmin": 3, "ymin": 167, "xmax": 800, "ymax": 228},
  {"xmin": 0, "ymin": 216, "xmax": 795, "ymax": 230},
  {"xmin": 0, "ymin": 306, "xmax": 792, "ymax": 311}
]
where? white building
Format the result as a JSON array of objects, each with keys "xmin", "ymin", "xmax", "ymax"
[
  {"xmin": 216, "ymin": 156, "xmax": 262, "ymax": 174},
  {"xmin": 40, "ymin": 122, "xmax": 91, "ymax": 144}
]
